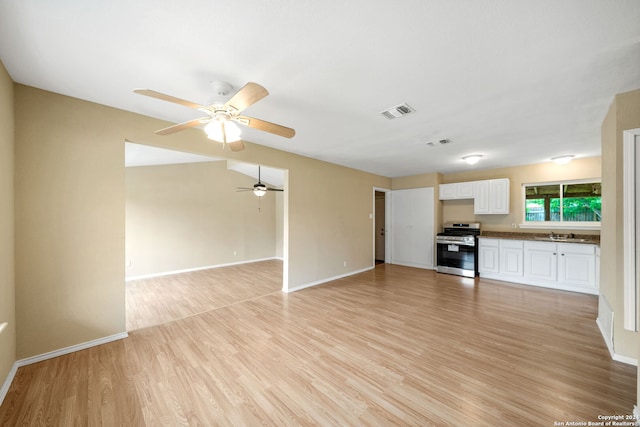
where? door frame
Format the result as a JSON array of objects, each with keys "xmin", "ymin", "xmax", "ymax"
[
  {"xmin": 373, "ymin": 187, "xmax": 392, "ymax": 265},
  {"xmin": 623, "ymin": 128, "xmax": 640, "ymax": 331}
]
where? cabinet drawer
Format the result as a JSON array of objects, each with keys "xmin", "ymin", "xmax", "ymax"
[
  {"xmin": 557, "ymin": 243, "xmax": 595, "ymax": 255},
  {"xmin": 499, "ymin": 239, "xmax": 523, "ymax": 249}
]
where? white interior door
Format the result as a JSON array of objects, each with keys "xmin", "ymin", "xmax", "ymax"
[{"xmin": 390, "ymin": 187, "xmax": 434, "ymax": 269}]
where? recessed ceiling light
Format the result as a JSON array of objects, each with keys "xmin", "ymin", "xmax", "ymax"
[
  {"xmin": 551, "ymin": 155, "xmax": 575, "ymax": 165},
  {"xmin": 462, "ymin": 154, "xmax": 483, "ymax": 165}
]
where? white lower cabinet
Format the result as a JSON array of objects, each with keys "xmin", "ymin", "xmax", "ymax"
[
  {"xmin": 479, "ymin": 238, "xmax": 598, "ymax": 294},
  {"xmin": 478, "ymin": 238, "xmax": 499, "ymax": 274},
  {"xmin": 478, "ymin": 238, "xmax": 523, "ymax": 278},
  {"xmin": 500, "ymin": 239, "xmax": 523, "ymax": 277},
  {"xmin": 523, "ymin": 241, "xmax": 557, "ymax": 282},
  {"xmin": 557, "ymin": 243, "xmax": 596, "ymax": 289}
]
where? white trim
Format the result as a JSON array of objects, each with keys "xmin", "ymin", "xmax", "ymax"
[
  {"xmin": 522, "ymin": 177, "xmax": 601, "ymax": 187},
  {"xmin": 481, "ymin": 271, "xmax": 598, "ymax": 295},
  {"xmin": 596, "ymin": 318, "xmax": 638, "ymax": 366},
  {"xmin": 623, "ymin": 128, "xmax": 640, "ymax": 331},
  {"xmin": 126, "ymin": 257, "xmax": 279, "ymax": 281},
  {"xmin": 15, "ymin": 332, "xmax": 128, "ymax": 367},
  {"xmin": 285, "ymin": 266, "xmax": 373, "ymax": 293},
  {"xmin": 393, "ymin": 262, "xmax": 436, "ymax": 270},
  {"xmin": 0, "ymin": 362, "xmax": 18, "ymax": 406},
  {"xmin": 372, "ymin": 187, "xmax": 391, "ymax": 265},
  {"xmin": 518, "ymin": 223, "xmax": 600, "ymax": 230},
  {"xmin": 0, "ymin": 332, "xmax": 128, "ymax": 406}
]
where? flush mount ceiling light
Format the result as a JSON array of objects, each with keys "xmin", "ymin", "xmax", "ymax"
[
  {"xmin": 551, "ymin": 155, "xmax": 575, "ymax": 165},
  {"xmin": 462, "ymin": 154, "xmax": 483, "ymax": 165}
]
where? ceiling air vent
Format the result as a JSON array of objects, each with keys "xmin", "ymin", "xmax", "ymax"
[{"xmin": 380, "ymin": 103, "xmax": 415, "ymax": 119}]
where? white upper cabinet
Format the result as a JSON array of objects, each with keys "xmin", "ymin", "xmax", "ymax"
[
  {"xmin": 474, "ymin": 178, "xmax": 510, "ymax": 214},
  {"xmin": 438, "ymin": 181, "xmax": 475, "ymax": 200},
  {"xmin": 440, "ymin": 178, "xmax": 510, "ymax": 213}
]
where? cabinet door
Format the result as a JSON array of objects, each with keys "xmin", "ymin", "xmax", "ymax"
[
  {"xmin": 439, "ymin": 183, "xmax": 457, "ymax": 200},
  {"xmin": 489, "ymin": 179, "xmax": 510, "ymax": 214},
  {"xmin": 390, "ymin": 187, "xmax": 435, "ymax": 269},
  {"xmin": 478, "ymin": 239, "xmax": 499, "ymax": 274},
  {"xmin": 457, "ymin": 181, "xmax": 475, "ymax": 199},
  {"xmin": 500, "ymin": 240, "xmax": 523, "ymax": 276},
  {"xmin": 473, "ymin": 180, "xmax": 490, "ymax": 214},
  {"xmin": 524, "ymin": 241, "xmax": 557, "ymax": 282},
  {"xmin": 558, "ymin": 244, "xmax": 596, "ymax": 288}
]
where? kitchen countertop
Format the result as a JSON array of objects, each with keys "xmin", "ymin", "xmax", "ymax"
[{"xmin": 479, "ymin": 231, "xmax": 600, "ymax": 245}]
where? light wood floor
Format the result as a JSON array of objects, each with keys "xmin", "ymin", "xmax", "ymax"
[
  {"xmin": 1, "ymin": 263, "xmax": 636, "ymax": 426},
  {"xmin": 126, "ymin": 260, "xmax": 284, "ymax": 330}
]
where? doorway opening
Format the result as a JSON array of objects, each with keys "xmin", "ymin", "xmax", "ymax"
[
  {"xmin": 124, "ymin": 142, "xmax": 287, "ymax": 331},
  {"xmin": 374, "ymin": 188, "xmax": 390, "ymax": 265}
]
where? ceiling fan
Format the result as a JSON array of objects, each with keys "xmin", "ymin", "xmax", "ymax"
[
  {"xmin": 237, "ymin": 165, "xmax": 283, "ymax": 197},
  {"xmin": 134, "ymin": 82, "xmax": 295, "ymax": 152}
]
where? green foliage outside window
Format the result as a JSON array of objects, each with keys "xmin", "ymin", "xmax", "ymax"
[{"xmin": 524, "ymin": 182, "xmax": 601, "ymax": 223}]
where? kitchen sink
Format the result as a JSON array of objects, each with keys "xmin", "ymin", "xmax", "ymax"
[{"xmin": 533, "ymin": 237, "xmax": 590, "ymax": 243}]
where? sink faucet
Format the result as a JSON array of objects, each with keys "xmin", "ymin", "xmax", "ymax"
[{"xmin": 550, "ymin": 231, "xmax": 555, "ymax": 238}]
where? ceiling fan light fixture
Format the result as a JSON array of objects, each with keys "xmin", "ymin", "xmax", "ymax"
[
  {"xmin": 204, "ymin": 119, "xmax": 242, "ymax": 143},
  {"xmin": 253, "ymin": 184, "xmax": 267, "ymax": 197},
  {"xmin": 462, "ymin": 154, "xmax": 483, "ymax": 165},
  {"xmin": 551, "ymin": 155, "xmax": 574, "ymax": 165}
]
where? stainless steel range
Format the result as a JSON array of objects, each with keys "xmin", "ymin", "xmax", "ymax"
[{"xmin": 436, "ymin": 222, "xmax": 481, "ymax": 278}]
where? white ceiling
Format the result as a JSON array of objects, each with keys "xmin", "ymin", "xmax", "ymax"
[
  {"xmin": 1, "ymin": 1, "xmax": 639, "ymax": 178},
  {"xmin": 125, "ymin": 142, "xmax": 285, "ymax": 186}
]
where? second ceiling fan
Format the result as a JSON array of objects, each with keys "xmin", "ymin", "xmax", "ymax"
[
  {"xmin": 134, "ymin": 82, "xmax": 295, "ymax": 152},
  {"xmin": 237, "ymin": 165, "xmax": 283, "ymax": 198}
]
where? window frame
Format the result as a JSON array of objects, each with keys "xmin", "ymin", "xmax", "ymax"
[{"xmin": 520, "ymin": 178, "xmax": 601, "ymax": 230}]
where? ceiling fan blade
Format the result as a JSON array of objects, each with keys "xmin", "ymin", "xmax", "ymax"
[
  {"xmin": 224, "ymin": 82, "xmax": 269, "ymax": 113},
  {"xmin": 156, "ymin": 117, "xmax": 210, "ymax": 135},
  {"xmin": 236, "ymin": 188, "xmax": 254, "ymax": 191},
  {"xmin": 227, "ymin": 140, "xmax": 245, "ymax": 152},
  {"xmin": 236, "ymin": 116, "xmax": 295, "ymax": 139},
  {"xmin": 266, "ymin": 188, "xmax": 284, "ymax": 192},
  {"xmin": 134, "ymin": 89, "xmax": 206, "ymax": 110}
]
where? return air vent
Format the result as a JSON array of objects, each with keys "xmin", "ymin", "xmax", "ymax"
[{"xmin": 380, "ymin": 103, "xmax": 415, "ymax": 119}]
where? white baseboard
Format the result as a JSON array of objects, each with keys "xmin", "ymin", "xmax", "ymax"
[
  {"xmin": 126, "ymin": 257, "xmax": 279, "ymax": 281},
  {"xmin": 0, "ymin": 332, "xmax": 128, "ymax": 406},
  {"xmin": 596, "ymin": 318, "xmax": 638, "ymax": 366},
  {"xmin": 0, "ymin": 362, "xmax": 18, "ymax": 407},
  {"xmin": 286, "ymin": 266, "xmax": 374, "ymax": 293}
]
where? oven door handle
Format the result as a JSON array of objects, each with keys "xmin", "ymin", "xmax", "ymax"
[{"xmin": 436, "ymin": 239, "xmax": 475, "ymax": 247}]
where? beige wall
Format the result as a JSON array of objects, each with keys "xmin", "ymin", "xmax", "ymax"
[
  {"xmin": 600, "ymin": 89, "xmax": 640, "ymax": 371},
  {"xmin": 14, "ymin": 85, "xmax": 127, "ymax": 358},
  {"xmin": 14, "ymin": 84, "xmax": 390, "ymax": 358},
  {"xmin": 126, "ymin": 161, "xmax": 278, "ymax": 277},
  {"xmin": 438, "ymin": 158, "xmax": 602, "ymax": 233},
  {"xmin": 0, "ymin": 61, "xmax": 15, "ymax": 388}
]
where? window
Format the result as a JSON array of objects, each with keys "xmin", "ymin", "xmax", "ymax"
[{"xmin": 523, "ymin": 180, "xmax": 601, "ymax": 227}]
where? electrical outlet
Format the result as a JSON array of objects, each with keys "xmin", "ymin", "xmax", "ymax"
[
  {"xmin": 0, "ymin": 322, "xmax": 7, "ymax": 335},
  {"xmin": 343, "ymin": 261, "xmax": 347, "ymax": 267},
  {"xmin": 233, "ymin": 250, "xmax": 237, "ymax": 256}
]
